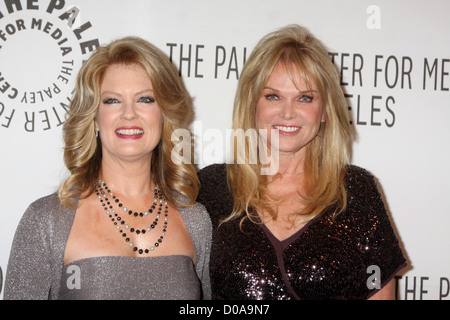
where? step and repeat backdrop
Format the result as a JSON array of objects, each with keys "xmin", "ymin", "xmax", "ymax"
[{"xmin": 0, "ymin": 0, "xmax": 449, "ymax": 300}]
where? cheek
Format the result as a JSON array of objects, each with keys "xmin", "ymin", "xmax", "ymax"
[
  {"xmin": 255, "ymin": 104, "xmax": 272, "ymax": 130},
  {"xmin": 145, "ymin": 110, "xmax": 163, "ymax": 134},
  {"xmin": 95, "ymin": 111, "xmax": 113, "ymax": 130},
  {"xmin": 305, "ymin": 105, "xmax": 324, "ymax": 125},
  {"xmin": 155, "ymin": 111, "xmax": 163, "ymax": 128}
]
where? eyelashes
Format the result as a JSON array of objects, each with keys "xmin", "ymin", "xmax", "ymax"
[
  {"xmin": 264, "ymin": 94, "xmax": 278, "ymax": 101},
  {"xmin": 299, "ymin": 95, "xmax": 313, "ymax": 102},
  {"xmin": 102, "ymin": 98, "xmax": 119, "ymax": 104},
  {"xmin": 102, "ymin": 96, "xmax": 155, "ymax": 104},
  {"xmin": 138, "ymin": 96, "xmax": 155, "ymax": 103},
  {"xmin": 264, "ymin": 93, "xmax": 314, "ymax": 102}
]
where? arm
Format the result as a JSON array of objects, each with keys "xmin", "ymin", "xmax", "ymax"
[
  {"xmin": 197, "ymin": 205, "xmax": 212, "ymax": 300},
  {"xmin": 368, "ymin": 279, "xmax": 395, "ymax": 300},
  {"xmin": 345, "ymin": 166, "xmax": 407, "ymax": 300},
  {"xmin": 4, "ymin": 201, "xmax": 54, "ymax": 300}
]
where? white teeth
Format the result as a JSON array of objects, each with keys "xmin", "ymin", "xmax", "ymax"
[
  {"xmin": 116, "ymin": 129, "xmax": 144, "ymax": 135},
  {"xmin": 274, "ymin": 125, "xmax": 300, "ymax": 132}
]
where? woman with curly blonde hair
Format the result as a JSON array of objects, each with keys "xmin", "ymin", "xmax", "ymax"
[
  {"xmin": 198, "ymin": 25, "xmax": 406, "ymax": 300},
  {"xmin": 5, "ymin": 37, "xmax": 211, "ymax": 300}
]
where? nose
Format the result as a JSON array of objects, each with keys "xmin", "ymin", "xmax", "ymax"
[
  {"xmin": 121, "ymin": 100, "xmax": 138, "ymax": 120},
  {"xmin": 280, "ymin": 100, "xmax": 296, "ymax": 119}
]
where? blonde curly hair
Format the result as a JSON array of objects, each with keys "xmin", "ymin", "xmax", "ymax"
[{"xmin": 59, "ymin": 36, "xmax": 198, "ymax": 208}]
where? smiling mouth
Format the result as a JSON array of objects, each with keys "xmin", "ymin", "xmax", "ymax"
[
  {"xmin": 115, "ymin": 128, "xmax": 144, "ymax": 136},
  {"xmin": 274, "ymin": 125, "xmax": 301, "ymax": 132}
]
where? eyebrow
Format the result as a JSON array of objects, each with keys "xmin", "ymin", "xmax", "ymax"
[
  {"xmin": 263, "ymin": 86, "xmax": 318, "ymax": 94},
  {"xmin": 101, "ymin": 88, "xmax": 154, "ymax": 96}
]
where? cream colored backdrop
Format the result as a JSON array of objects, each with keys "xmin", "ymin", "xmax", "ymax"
[{"xmin": 0, "ymin": 0, "xmax": 449, "ymax": 300}]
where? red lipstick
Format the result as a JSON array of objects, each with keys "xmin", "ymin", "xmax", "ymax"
[{"xmin": 115, "ymin": 126, "xmax": 144, "ymax": 139}]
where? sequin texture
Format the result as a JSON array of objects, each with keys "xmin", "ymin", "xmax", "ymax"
[{"xmin": 197, "ymin": 164, "xmax": 406, "ymax": 300}]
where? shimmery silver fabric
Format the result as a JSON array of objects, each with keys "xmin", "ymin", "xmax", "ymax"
[
  {"xmin": 197, "ymin": 164, "xmax": 407, "ymax": 300},
  {"xmin": 4, "ymin": 192, "xmax": 211, "ymax": 300},
  {"xmin": 59, "ymin": 256, "xmax": 200, "ymax": 300}
]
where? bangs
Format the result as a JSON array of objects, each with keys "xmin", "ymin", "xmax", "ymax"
[{"xmin": 277, "ymin": 44, "xmax": 323, "ymax": 94}]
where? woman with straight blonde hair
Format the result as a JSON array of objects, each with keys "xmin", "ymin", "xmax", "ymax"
[
  {"xmin": 5, "ymin": 36, "xmax": 211, "ymax": 300},
  {"xmin": 198, "ymin": 25, "xmax": 406, "ymax": 300}
]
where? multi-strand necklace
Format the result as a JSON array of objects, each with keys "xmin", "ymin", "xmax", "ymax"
[{"xmin": 95, "ymin": 179, "xmax": 168, "ymax": 254}]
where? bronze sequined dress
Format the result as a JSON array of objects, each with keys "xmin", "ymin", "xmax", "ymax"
[{"xmin": 197, "ymin": 164, "xmax": 406, "ymax": 300}]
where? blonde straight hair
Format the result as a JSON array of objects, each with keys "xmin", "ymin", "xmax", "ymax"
[
  {"xmin": 59, "ymin": 36, "xmax": 198, "ymax": 208},
  {"xmin": 226, "ymin": 25, "xmax": 354, "ymax": 225}
]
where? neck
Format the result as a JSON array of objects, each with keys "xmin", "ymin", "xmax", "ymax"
[
  {"xmin": 275, "ymin": 150, "xmax": 306, "ymax": 175},
  {"xmin": 99, "ymin": 155, "xmax": 154, "ymax": 198}
]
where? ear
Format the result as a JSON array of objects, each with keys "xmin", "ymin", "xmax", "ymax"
[
  {"xmin": 94, "ymin": 118, "xmax": 99, "ymax": 132},
  {"xmin": 319, "ymin": 102, "xmax": 327, "ymax": 122}
]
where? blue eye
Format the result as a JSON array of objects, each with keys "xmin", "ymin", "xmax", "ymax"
[
  {"xmin": 299, "ymin": 95, "xmax": 313, "ymax": 102},
  {"xmin": 265, "ymin": 94, "xmax": 279, "ymax": 101},
  {"xmin": 139, "ymin": 96, "xmax": 155, "ymax": 103},
  {"xmin": 103, "ymin": 98, "xmax": 119, "ymax": 104}
]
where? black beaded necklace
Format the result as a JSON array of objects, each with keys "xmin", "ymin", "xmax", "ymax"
[
  {"xmin": 99, "ymin": 179, "xmax": 160, "ymax": 218},
  {"xmin": 95, "ymin": 179, "xmax": 168, "ymax": 254}
]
